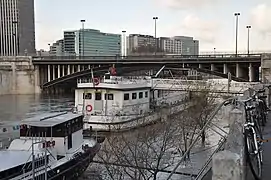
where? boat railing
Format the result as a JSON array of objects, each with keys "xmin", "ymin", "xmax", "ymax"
[{"xmin": 77, "ymin": 76, "xmax": 151, "ymax": 85}]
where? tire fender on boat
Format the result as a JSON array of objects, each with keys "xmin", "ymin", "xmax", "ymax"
[
  {"xmin": 86, "ymin": 105, "xmax": 93, "ymax": 112},
  {"xmin": 93, "ymin": 78, "xmax": 99, "ymax": 86}
]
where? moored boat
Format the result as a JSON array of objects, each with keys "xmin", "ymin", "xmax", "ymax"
[{"xmin": 0, "ymin": 112, "xmax": 100, "ymax": 180}]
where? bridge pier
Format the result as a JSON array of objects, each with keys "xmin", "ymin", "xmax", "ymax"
[
  {"xmin": 52, "ymin": 65, "xmax": 55, "ymax": 80},
  {"xmin": 57, "ymin": 65, "xmax": 60, "ymax": 78},
  {"xmin": 249, "ymin": 63, "xmax": 256, "ymax": 82},
  {"xmin": 67, "ymin": 65, "xmax": 70, "ymax": 75},
  {"xmin": 199, "ymin": 64, "xmax": 203, "ymax": 69},
  {"xmin": 211, "ymin": 64, "xmax": 217, "ymax": 71},
  {"xmin": 236, "ymin": 63, "xmax": 243, "ymax": 78},
  {"xmin": 223, "ymin": 64, "xmax": 228, "ymax": 74},
  {"xmin": 78, "ymin": 65, "xmax": 80, "ymax": 72},
  {"xmin": 62, "ymin": 65, "xmax": 65, "ymax": 76},
  {"xmin": 47, "ymin": 65, "xmax": 51, "ymax": 81}
]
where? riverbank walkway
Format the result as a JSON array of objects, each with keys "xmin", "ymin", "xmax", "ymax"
[{"xmin": 262, "ymin": 113, "xmax": 271, "ymax": 180}]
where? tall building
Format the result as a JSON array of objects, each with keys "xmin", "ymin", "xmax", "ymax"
[
  {"xmin": 159, "ymin": 37, "xmax": 183, "ymax": 54},
  {"xmin": 127, "ymin": 34, "xmax": 199, "ymax": 55},
  {"xmin": 0, "ymin": 0, "xmax": 36, "ymax": 56},
  {"xmin": 173, "ymin": 36, "xmax": 199, "ymax": 55},
  {"xmin": 127, "ymin": 34, "xmax": 157, "ymax": 55},
  {"xmin": 49, "ymin": 39, "xmax": 64, "ymax": 56},
  {"xmin": 60, "ymin": 29, "xmax": 121, "ymax": 56}
]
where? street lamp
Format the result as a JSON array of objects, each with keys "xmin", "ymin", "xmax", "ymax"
[
  {"xmin": 80, "ymin": 19, "xmax": 86, "ymax": 57},
  {"xmin": 122, "ymin": 30, "xmax": 126, "ymax": 56},
  {"xmin": 214, "ymin": 48, "xmax": 216, "ymax": 55},
  {"xmin": 246, "ymin": 25, "xmax": 251, "ymax": 55},
  {"xmin": 234, "ymin": 12, "xmax": 241, "ymax": 56},
  {"xmin": 48, "ymin": 44, "xmax": 51, "ymax": 55},
  {"xmin": 153, "ymin": 17, "xmax": 158, "ymax": 55}
]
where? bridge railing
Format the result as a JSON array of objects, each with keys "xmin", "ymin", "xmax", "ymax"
[{"xmin": 32, "ymin": 53, "xmax": 262, "ymax": 61}]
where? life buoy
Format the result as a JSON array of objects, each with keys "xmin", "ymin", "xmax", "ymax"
[
  {"xmin": 86, "ymin": 105, "xmax": 93, "ymax": 112},
  {"xmin": 93, "ymin": 78, "xmax": 99, "ymax": 86}
]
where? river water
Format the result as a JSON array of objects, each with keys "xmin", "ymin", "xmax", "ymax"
[
  {"xmin": 0, "ymin": 94, "xmax": 74, "ymax": 122},
  {"xmin": 0, "ymin": 94, "xmax": 229, "ymax": 180}
]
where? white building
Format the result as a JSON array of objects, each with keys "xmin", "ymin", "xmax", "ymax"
[{"xmin": 159, "ymin": 37, "xmax": 183, "ymax": 54}]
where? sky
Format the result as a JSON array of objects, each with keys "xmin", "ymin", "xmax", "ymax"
[{"xmin": 35, "ymin": 0, "xmax": 271, "ymax": 53}]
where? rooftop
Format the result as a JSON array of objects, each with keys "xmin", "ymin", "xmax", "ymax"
[{"xmin": 21, "ymin": 112, "xmax": 82, "ymax": 127}]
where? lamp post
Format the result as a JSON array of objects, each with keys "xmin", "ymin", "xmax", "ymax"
[
  {"xmin": 48, "ymin": 44, "xmax": 51, "ymax": 55},
  {"xmin": 246, "ymin": 25, "xmax": 251, "ymax": 55},
  {"xmin": 122, "ymin": 30, "xmax": 126, "ymax": 56},
  {"xmin": 214, "ymin": 48, "xmax": 216, "ymax": 55},
  {"xmin": 234, "ymin": 12, "xmax": 241, "ymax": 56},
  {"xmin": 153, "ymin": 17, "xmax": 158, "ymax": 55},
  {"xmin": 80, "ymin": 19, "xmax": 86, "ymax": 57}
]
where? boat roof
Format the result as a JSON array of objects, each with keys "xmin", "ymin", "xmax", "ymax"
[
  {"xmin": 21, "ymin": 112, "xmax": 83, "ymax": 127},
  {"xmin": 0, "ymin": 150, "xmax": 36, "ymax": 171}
]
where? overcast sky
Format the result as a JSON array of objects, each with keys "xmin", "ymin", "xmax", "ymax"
[{"xmin": 35, "ymin": 0, "xmax": 271, "ymax": 53}]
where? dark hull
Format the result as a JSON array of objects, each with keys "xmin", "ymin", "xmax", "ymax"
[{"xmin": 47, "ymin": 144, "xmax": 100, "ymax": 180}]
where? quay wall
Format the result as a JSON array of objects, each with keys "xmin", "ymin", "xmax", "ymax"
[{"xmin": 0, "ymin": 56, "xmax": 40, "ymax": 95}]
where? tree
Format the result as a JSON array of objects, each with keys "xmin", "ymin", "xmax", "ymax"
[{"xmin": 94, "ymin": 81, "xmax": 218, "ymax": 179}]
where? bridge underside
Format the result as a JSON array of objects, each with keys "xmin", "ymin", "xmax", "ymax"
[{"xmin": 38, "ymin": 62, "xmax": 260, "ymax": 93}]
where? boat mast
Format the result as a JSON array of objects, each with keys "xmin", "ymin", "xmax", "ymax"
[{"xmin": 31, "ymin": 133, "xmax": 35, "ymax": 180}]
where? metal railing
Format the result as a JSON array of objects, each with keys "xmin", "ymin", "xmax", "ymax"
[
  {"xmin": 32, "ymin": 53, "xmax": 262, "ymax": 61},
  {"xmin": 166, "ymin": 98, "xmax": 233, "ymax": 179}
]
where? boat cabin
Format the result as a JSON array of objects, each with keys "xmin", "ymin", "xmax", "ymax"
[
  {"xmin": 75, "ymin": 75, "xmax": 152, "ymax": 116},
  {"xmin": 19, "ymin": 112, "xmax": 84, "ymax": 154},
  {"xmin": 0, "ymin": 112, "xmax": 85, "ymax": 180}
]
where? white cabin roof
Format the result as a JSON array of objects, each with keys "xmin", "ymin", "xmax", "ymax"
[
  {"xmin": 21, "ymin": 112, "xmax": 82, "ymax": 127},
  {"xmin": 0, "ymin": 150, "xmax": 33, "ymax": 171}
]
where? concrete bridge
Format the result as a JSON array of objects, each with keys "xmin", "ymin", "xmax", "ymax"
[
  {"xmin": 1, "ymin": 53, "xmax": 271, "ymax": 94},
  {"xmin": 33, "ymin": 53, "xmax": 263, "ymax": 89}
]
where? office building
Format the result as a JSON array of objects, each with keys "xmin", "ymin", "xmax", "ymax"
[
  {"xmin": 127, "ymin": 34, "xmax": 157, "ymax": 55},
  {"xmin": 49, "ymin": 39, "xmax": 64, "ymax": 56},
  {"xmin": 159, "ymin": 37, "xmax": 183, "ymax": 54},
  {"xmin": 173, "ymin": 36, "xmax": 199, "ymax": 55},
  {"xmin": 127, "ymin": 34, "xmax": 199, "ymax": 55},
  {"xmin": 0, "ymin": 0, "xmax": 36, "ymax": 56},
  {"xmin": 60, "ymin": 29, "xmax": 121, "ymax": 56}
]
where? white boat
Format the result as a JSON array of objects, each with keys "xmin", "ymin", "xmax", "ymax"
[
  {"xmin": 74, "ymin": 73, "xmax": 191, "ymax": 132},
  {"xmin": 0, "ymin": 112, "xmax": 100, "ymax": 180}
]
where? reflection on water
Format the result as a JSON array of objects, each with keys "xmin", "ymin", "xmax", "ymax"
[{"xmin": 0, "ymin": 94, "xmax": 74, "ymax": 122}]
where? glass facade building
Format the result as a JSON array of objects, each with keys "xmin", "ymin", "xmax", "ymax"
[{"xmin": 63, "ymin": 29, "xmax": 121, "ymax": 56}]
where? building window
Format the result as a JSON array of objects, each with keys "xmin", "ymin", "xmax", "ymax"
[
  {"xmin": 145, "ymin": 91, "xmax": 148, "ymax": 98},
  {"xmin": 124, "ymin": 93, "xmax": 129, "ymax": 100},
  {"xmin": 95, "ymin": 92, "xmax": 102, "ymax": 100},
  {"xmin": 132, "ymin": 93, "xmax": 137, "ymax": 99},
  {"xmin": 84, "ymin": 93, "xmax": 92, "ymax": 99},
  {"xmin": 105, "ymin": 94, "xmax": 114, "ymax": 100},
  {"xmin": 139, "ymin": 92, "xmax": 143, "ymax": 99}
]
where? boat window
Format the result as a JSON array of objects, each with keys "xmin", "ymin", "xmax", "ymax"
[
  {"xmin": 139, "ymin": 92, "xmax": 143, "ymax": 99},
  {"xmin": 84, "ymin": 93, "xmax": 92, "ymax": 99},
  {"xmin": 95, "ymin": 92, "xmax": 102, "ymax": 100},
  {"xmin": 132, "ymin": 93, "xmax": 137, "ymax": 99},
  {"xmin": 68, "ymin": 134, "xmax": 72, "ymax": 149},
  {"xmin": 145, "ymin": 91, "xmax": 148, "ymax": 98},
  {"xmin": 124, "ymin": 93, "xmax": 129, "ymax": 100},
  {"xmin": 105, "ymin": 94, "xmax": 114, "ymax": 100}
]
